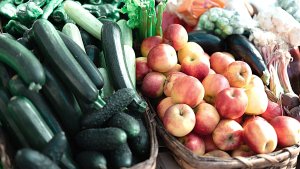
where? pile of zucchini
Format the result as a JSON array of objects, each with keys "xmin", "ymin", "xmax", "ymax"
[{"xmin": 0, "ymin": 15, "xmax": 149, "ymax": 169}]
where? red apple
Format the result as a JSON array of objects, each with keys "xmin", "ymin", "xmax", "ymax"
[
  {"xmin": 203, "ymin": 135, "xmax": 218, "ymax": 152},
  {"xmin": 243, "ymin": 116, "xmax": 277, "ymax": 154},
  {"xmin": 245, "ymin": 87, "xmax": 268, "ymax": 115},
  {"xmin": 163, "ymin": 24, "xmax": 188, "ymax": 51},
  {"xmin": 140, "ymin": 36, "xmax": 162, "ymax": 57},
  {"xmin": 141, "ymin": 72, "xmax": 166, "ymax": 98},
  {"xmin": 181, "ymin": 56, "xmax": 210, "ymax": 81},
  {"xmin": 136, "ymin": 57, "xmax": 151, "ymax": 83},
  {"xmin": 261, "ymin": 100, "xmax": 283, "ymax": 122},
  {"xmin": 244, "ymin": 75, "xmax": 265, "ymax": 91},
  {"xmin": 204, "ymin": 150, "xmax": 231, "ymax": 158},
  {"xmin": 224, "ymin": 61, "xmax": 252, "ymax": 88},
  {"xmin": 163, "ymin": 72, "xmax": 187, "ymax": 97},
  {"xmin": 210, "ymin": 52, "xmax": 235, "ymax": 74},
  {"xmin": 147, "ymin": 44, "xmax": 178, "ymax": 73},
  {"xmin": 163, "ymin": 64, "xmax": 182, "ymax": 76},
  {"xmin": 171, "ymin": 76, "xmax": 205, "ymax": 108},
  {"xmin": 163, "ymin": 104, "xmax": 196, "ymax": 137},
  {"xmin": 193, "ymin": 103, "xmax": 220, "ymax": 136},
  {"xmin": 180, "ymin": 133, "xmax": 205, "ymax": 156},
  {"xmin": 209, "ymin": 69, "xmax": 216, "ymax": 74},
  {"xmin": 202, "ymin": 74, "xmax": 230, "ymax": 104},
  {"xmin": 231, "ymin": 145, "xmax": 256, "ymax": 157},
  {"xmin": 215, "ymin": 87, "xmax": 248, "ymax": 119},
  {"xmin": 157, "ymin": 97, "xmax": 175, "ymax": 120},
  {"xmin": 212, "ymin": 119, "xmax": 244, "ymax": 151},
  {"xmin": 177, "ymin": 42, "xmax": 205, "ymax": 64},
  {"xmin": 270, "ymin": 116, "xmax": 300, "ymax": 147}
]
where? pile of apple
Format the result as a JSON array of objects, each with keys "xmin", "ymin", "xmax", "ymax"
[{"xmin": 136, "ymin": 24, "xmax": 300, "ymax": 158}]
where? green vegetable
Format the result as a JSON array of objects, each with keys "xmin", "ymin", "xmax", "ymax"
[
  {"xmin": 156, "ymin": 2, "xmax": 166, "ymax": 36},
  {"xmin": 117, "ymin": 19, "xmax": 133, "ymax": 47},
  {"xmin": 75, "ymin": 127, "xmax": 127, "ymax": 151},
  {"xmin": 16, "ymin": 1, "xmax": 43, "ymax": 25},
  {"xmin": 41, "ymin": 0, "xmax": 63, "ymax": 19},
  {"xmin": 83, "ymin": 4, "xmax": 120, "ymax": 21},
  {"xmin": 42, "ymin": 132, "xmax": 67, "ymax": 164},
  {"xmin": 0, "ymin": 0, "xmax": 17, "ymax": 19},
  {"xmin": 123, "ymin": 45, "xmax": 136, "ymax": 88},
  {"xmin": 0, "ymin": 34, "xmax": 45, "ymax": 91},
  {"xmin": 64, "ymin": 0, "xmax": 103, "ymax": 40},
  {"xmin": 108, "ymin": 143, "xmax": 132, "ymax": 169},
  {"xmin": 0, "ymin": 62, "xmax": 10, "ymax": 90},
  {"xmin": 51, "ymin": 3, "xmax": 68, "ymax": 24},
  {"xmin": 4, "ymin": 20, "xmax": 29, "ymax": 37},
  {"xmin": 76, "ymin": 151, "xmax": 107, "ymax": 169},
  {"xmin": 62, "ymin": 22, "xmax": 86, "ymax": 53},
  {"xmin": 85, "ymin": 45, "xmax": 99, "ymax": 63},
  {"xmin": 14, "ymin": 0, "xmax": 27, "ymax": 5},
  {"xmin": 98, "ymin": 68, "xmax": 114, "ymax": 99}
]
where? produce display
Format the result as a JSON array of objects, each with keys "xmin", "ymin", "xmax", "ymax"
[{"xmin": 0, "ymin": 0, "xmax": 300, "ymax": 168}]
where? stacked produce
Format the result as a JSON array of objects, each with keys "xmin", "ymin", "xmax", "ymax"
[
  {"xmin": 138, "ymin": 22, "xmax": 300, "ymax": 159},
  {"xmin": 0, "ymin": 0, "xmax": 155, "ymax": 168}
]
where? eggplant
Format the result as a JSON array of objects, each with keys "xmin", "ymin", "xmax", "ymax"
[
  {"xmin": 224, "ymin": 34, "xmax": 270, "ymax": 85},
  {"xmin": 288, "ymin": 47, "xmax": 300, "ymax": 95},
  {"xmin": 188, "ymin": 31, "xmax": 224, "ymax": 55}
]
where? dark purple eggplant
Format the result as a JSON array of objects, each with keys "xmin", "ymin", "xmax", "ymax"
[
  {"xmin": 224, "ymin": 34, "xmax": 270, "ymax": 85},
  {"xmin": 188, "ymin": 31, "xmax": 224, "ymax": 55},
  {"xmin": 288, "ymin": 47, "xmax": 300, "ymax": 95}
]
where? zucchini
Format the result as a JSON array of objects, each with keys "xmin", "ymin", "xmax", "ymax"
[
  {"xmin": 75, "ymin": 151, "xmax": 107, "ymax": 169},
  {"xmin": 81, "ymin": 88, "xmax": 136, "ymax": 129},
  {"xmin": 58, "ymin": 31, "xmax": 104, "ymax": 90},
  {"xmin": 17, "ymin": 36, "xmax": 33, "ymax": 50},
  {"xmin": 15, "ymin": 148, "xmax": 61, "ymax": 169},
  {"xmin": 0, "ymin": 62, "xmax": 10, "ymax": 90},
  {"xmin": 85, "ymin": 45, "xmax": 100, "ymax": 66},
  {"xmin": 32, "ymin": 19, "xmax": 102, "ymax": 105},
  {"xmin": 8, "ymin": 75, "xmax": 62, "ymax": 134},
  {"xmin": 0, "ymin": 33, "xmax": 15, "ymax": 40},
  {"xmin": 188, "ymin": 31, "xmax": 224, "ymax": 55},
  {"xmin": 117, "ymin": 19, "xmax": 133, "ymax": 47},
  {"xmin": 42, "ymin": 65, "xmax": 82, "ymax": 136},
  {"xmin": 79, "ymin": 28, "xmax": 98, "ymax": 47},
  {"xmin": 7, "ymin": 96, "xmax": 53, "ymax": 150},
  {"xmin": 62, "ymin": 23, "xmax": 86, "ymax": 53},
  {"xmin": 107, "ymin": 112, "xmax": 140, "ymax": 139},
  {"xmin": 108, "ymin": 143, "xmax": 132, "ymax": 169},
  {"xmin": 75, "ymin": 127, "xmax": 127, "ymax": 151},
  {"xmin": 64, "ymin": 1, "xmax": 103, "ymax": 40},
  {"xmin": 101, "ymin": 22, "xmax": 147, "ymax": 114},
  {"xmin": 123, "ymin": 45, "xmax": 136, "ymax": 88},
  {"xmin": 42, "ymin": 132, "xmax": 67, "ymax": 164},
  {"xmin": 225, "ymin": 34, "xmax": 270, "ymax": 85},
  {"xmin": 98, "ymin": 68, "xmax": 114, "ymax": 99},
  {"xmin": 0, "ymin": 35, "xmax": 45, "ymax": 91}
]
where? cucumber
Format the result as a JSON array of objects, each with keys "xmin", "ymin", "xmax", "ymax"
[
  {"xmin": 7, "ymin": 96, "xmax": 53, "ymax": 150},
  {"xmin": 58, "ymin": 31, "xmax": 104, "ymax": 90},
  {"xmin": 75, "ymin": 151, "xmax": 107, "ymax": 169},
  {"xmin": 31, "ymin": 19, "xmax": 100, "ymax": 104},
  {"xmin": 75, "ymin": 127, "xmax": 127, "ymax": 151},
  {"xmin": 117, "ymin": 19, "xmax": 133, "ymax": 47},
  {"xmin": 98, "ymin": 68, "xmax": 114, "ymax": 99},
  {"xmin": 62, "ymin": 23, "xmax": 86, "ymax": 53},
  {"xmin": 8, "ymin": 75, "xmax": 62, "ymax": 134},
  {"xmin": 15, "ymin": 148, "xmax": 60, "ymax": 169},
  {"xmin": 81, "ymin": 88, "xmax": 135, "ymax": 129},
  {"xmin": 101, "ymin": 22, "xmax": 147, "ymax": 114},
  {"xmin": 107, "ymin": 112, "xmax": 140, "ymax": 139},
  {"xmin": 123, "ymin": 45, "xmax": 136, "ymax": 88},
  {"xmin": 42, "ymin": 65, "xmax": 82, "ymax": 136},
  {"xmin": 108, "ymin": 143, "xmax": 132, "ymax": 169},
  {"xmin": 42, "ymin": 132, "xmax": 67, "ymax": 164},
  {"xmin": 0, "ymin": 87, "xmax": 30, "ymax": 148},
  {"xmin": 0, "ymin": 35, "xmax": 45, "ymax": 91},
  {"xmin": 0, "ymin": 62, "xmax": 10, "ymax": 90}
]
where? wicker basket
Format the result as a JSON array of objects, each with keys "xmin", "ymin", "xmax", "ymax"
[{"xmin": 146, "ymin": 90, "xmax": 300, "ymax": 169}]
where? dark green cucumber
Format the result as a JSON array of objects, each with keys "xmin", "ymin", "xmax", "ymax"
[
  {"xmin": 0, "ymin": 62, "xmax": 10, "ymax": 90},
  {"xmin": 8, "ymin": 75, "xmax": 62, "ymax": 134},
  {"xmin": 75, "ymin": 151, "xmax": 107, "ymax": 169},
  {"xmin": 75, "ymin": 127, "xmax": 127, "ymax": 151},
  {"xmin": 101, "ymin": 22, "xmax": 147, "ymax": 114},
  {"xmin": 81, "ymin": 88, "xmax": 135, "ymax": 129},
  {"xmin": 107, "ymin": 112, "xmax": 140, "ymax": 139},
  {"xmin": 42, "ymin": 65, "xmax": 81, "ymax": 136},
  {"xmin": 0, "ymin": 87, "xmax": 30, "ymax": 148},
  {"xmin": 7, "ymin": 96, "xmax": 53, "ymax": 150},
  {"xmin": 15, "ymin": 148, "xmax": 61, "ymax": 169},
  {"xmin": 188, "ymin": 31, "xmax": 224, "ymax": 55},
  {"xmin": 0, "ymin": 34, "xmax": 45, "ymax": 91},
  {"xmin": 58, "ymin": 31, "xmax": 104, "ymax": 90},
  {"xmin": 32, "ymin": 19, "xmax": 100, "ymax": 104},
  {"xmin": 225, "ymin": 34, "xmax": 270, "ymax": 85},
  {"xmin": 42, "ymin": 132, "xmax": 67, "ymax": 164},
  {"xmin": 108, "ymin": 143, "xmax": 132, "ymax": 169}
]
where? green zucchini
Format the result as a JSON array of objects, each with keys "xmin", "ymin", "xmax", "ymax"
[
  {"xmin": 42, "ymin": 65, "xmax": 81, "ymax": 136},
  {"xmin": 79, "ymin": 28, "xmax": 98, "ymax": 47},
  {"xmin": 108, "ymin": 143, "xmax": 132, "ymax": 169},
  {"xmin": 101, "ymin": 22, "xmax": 147, "ymax": 114},
  {"xmin": 8, "ymin": 75, "xmax": 62, "ymax": 134},
  {"xmin": 32, "ymin": 19, "xmax": 101, "ymax": 105},
  {"xmin": 17, "ymin": 36, "xmax": 33, "ymax": 50},
  {"xmin": 75, "ymin": 151, "xmax": 107, "ymax": 169},
  {"xmin": 225, "ymin": 34, "xmax": 270, "ymax": 85},
  {"xmin": 42, "ymin": 132, "xmax": 67, "ymax": 164},
  {"xmin": 41, "ymin": 0, "xmax": 63, "ymax": 19},
  {"xmin": 0, "ymin": 62, "xmax": 10, "ymax": 90},
  {"xmin": 107, "ymin": 112, "xmax": 140, "ymax": 139},
  {"xmin": 0, "ymin": 35, "xmax": 45, "ymax": 91},
  {"xmin": 58, "ymin": 31, "xmax": 104, "ymax": 90},
  {"xmin": 117, "ymin": 19, "xmax": 133, "ymax": 47},
  {"xmin": 7, "ymin": 96, "xmax": 54, "ymax": 150},
  {"xmin": 62, "ymin": 23, "xmax": 86, "ymax": 53},
  {"xmin": 15, "ymin": 148, "xmax": 61, "ymax": 169},
  {"xmin": 81, "ymin": 88, "xmax": 136, "ymax": 129},
  {"xmin": 123, "ymin": 45, "xmax": 136, "ymax": 88},
  {"xmin": 75, "ymin": 127, "xmax": 127, "ymax": 151},
  {"xmin": 98, "ymin": 68, "xmax": 114, "ymax": 99},
  {"xmin": 85, "ymin": 45, "xmax": 100, "ymax": 66}
]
